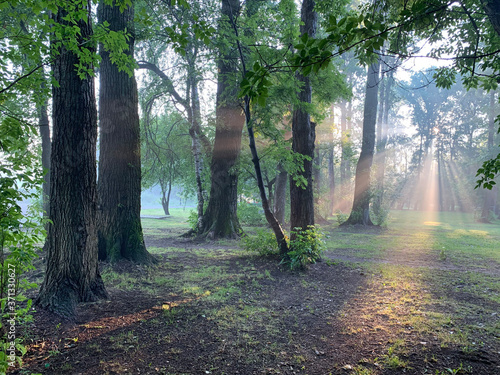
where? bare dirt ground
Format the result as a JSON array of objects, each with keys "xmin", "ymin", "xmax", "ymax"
[{"xmin": 8, "ymin": 226, "xmax": 500, "ymax": 375}]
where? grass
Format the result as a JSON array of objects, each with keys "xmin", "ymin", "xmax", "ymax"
[{"xmin": 326, "ymin": 210, "xmax": 500, "ymax": 268}]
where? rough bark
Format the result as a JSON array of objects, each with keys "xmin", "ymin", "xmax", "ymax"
[
  {"xmin": 481, "ymin": 0, "xmax": 500, "ymax": 36},
  {"xmin": 39, "ymin": 100, "xmax": 50, "ymax": 218},
  {"xmin": 344, "ymin": 61, "xmax": 380, "ymax": 226},
  {"xmin": 273, "ymin": 163, "xmax": 287, "ymax": 225},
  {"xmin": 198, "ymin": 0, "xmax": 244, "ymax": 239},
  {"xmin": 97, "ymin": 0, "xmax": 156, "ymax": 264},
  {"xmin": 290, "ymin": 0, "xmax": 317, "ymax": 236},
  {"xmin": 36, "ymin": 3, "xmax": 107, "ymax": 318}
]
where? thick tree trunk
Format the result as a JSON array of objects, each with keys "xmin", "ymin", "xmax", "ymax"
[
  {"xmin": 39, "ymin": 101, "xmax": 50, "ymax": 218},
  {"xmin": 97, "ymin": 0, "xmax": 156, "ymax": 264},
  {"xmin": 36, "ymin": 4, "xmax": 107, "ymax": 318},
  {"xmin": 290, "ymin": 0, "xmax": 317, "ymax": 236},
  {"xmin": 273, "ymin": 163, "xmax": 287, "ymax": 225},
  {"xmin": 344, "ymin": 61, "xmax": 380, "ymax": 226},
  {"xmin": 482, "ymin": 0, "xmax": 500, "ymax": 36},
  {"xmin": 199, "ymin": 0, "xmax": 243, "ymax": 239}
]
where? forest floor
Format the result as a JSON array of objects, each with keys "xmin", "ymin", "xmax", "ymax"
[{"xmin": 9, "ymin": 210, "xmax": 500, "ymax": 375}]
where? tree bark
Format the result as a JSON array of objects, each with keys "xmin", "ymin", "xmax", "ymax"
[
  {"xmin": 36, "ymin": 3, "xmax": 107, "ymax": 318},
  {"xmin": 344, "ymin": 61, "xmax": 380, "ymax": 226},
  {"xmin": 273, "ymin": 163, "xmax": 287, "ymax": 225},
  {"xmin": 161, "ymin": 179, "xmax": 172, "ymax": 216},
  {"xmin": 198, "ymin": 0, "xmax": 244, "ymax": 239},
  {"xmin": 97, "ymin": 0, "xmax": 156, "ymax": 264},
  {"xmin": 290, "ymin": 0, "xmax": 317, "ymax": 236},
  {"xmin": 481, "ymin": 0, "xmax": 500, "ymax": 36},
  {"xmin": 39, "ymin": 100, "xmax": 50, "ymax": 218},
  {"xmin": 374, "ymin": 66, "xmax": 393, "ymax": 212},
  {"xmin": 244, "ymin": 98, "xmax": 289, "ymax": 254}
]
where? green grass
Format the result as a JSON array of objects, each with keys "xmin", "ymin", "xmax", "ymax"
[{"xmin": 325, "ymin": 210, "xmax": 500, "ymax": 268}]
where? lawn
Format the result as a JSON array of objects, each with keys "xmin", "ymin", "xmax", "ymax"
[{"xmin": 11, "ymin": 210, "xmax": 500, "ymax": 375}]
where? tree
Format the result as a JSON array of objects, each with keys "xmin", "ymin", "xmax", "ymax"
[
  {"xmin": 36, "ymin": 2, "xmax": 108, "ymax": 317},
  {"xmin": 343, "ymin": 61, "xmax": 380, "ymax": 225},
  {"xmin": 136, "ymin": 0, "xmax": 214, "ymax": 233},
  {"xmin": 141, "ymin": 102, "xmax": 193, "ymax": 216},
  {"xmin": 198, "ymin": 0, "xmax": 245, "ymax": 239},
  {"xmin": 289, "ymin": 0, "xmax": 318, "ymax": 235},
  {"xmin": 96, "ymin": 0, "xmax": 156, "ymax": 264}
]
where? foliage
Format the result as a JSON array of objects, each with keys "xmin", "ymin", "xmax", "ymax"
[
  {"xmin": 241, "ymin": 229, "xmax": 280, "ymax": 258},
  {"xmin": 282, "ymin": 226, "xmax": 325, "ymax": 270},
  {"xmin": 0, "ymin": 113, "xmax": 45, "ymax": 371},
  {"xmin": 237, "ymin": 202, "xmax": 266, "ymax": 227},
  {"xmin": 371, "ymin": 199, "xmax": 390, "ymax": 227},
  {"xmin": 187, "ymin": 210, "xmax": 199, "ymax": 233},
  {"xmin": 335, "ymin": 211, "xmax": 349, "ymax": 225}
]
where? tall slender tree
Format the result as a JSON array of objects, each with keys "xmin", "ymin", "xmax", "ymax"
[
  {"xmin": 290, "ymin": 0, "xmax": 317, "ymax": 235},
  {"xmin": 344, "ymin": 61, "xmax": 380, "ymax": 225},
  {"xmin": 36, "ymin": 1, "xmax": 107, "ymax": 317},
  {"xmin": 97, "ymin": 0, "xmax": 156, "ymax": 264}
]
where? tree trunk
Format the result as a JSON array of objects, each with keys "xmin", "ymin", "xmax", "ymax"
[
  {"xmin": 480, "ymin": 90, "xmax": 497, "ymax": 222},
  {"xmin": 161, "ymin": 179, "xmax": 172, "ymax": 216},
  {"xmin": 97, "ymin": 0, "xmax": 156, "ymax": 264},
  {"xmin": 374, "ymin": 67, "xmax": 393, "ymax": 213},
  {"xmin": 36, "ymin": 3, "xmax": 107, "ymax": 318},
  {"xmin": 245, "ymin": 99, "xmax": 289, "ymax": 254},
  {"xmin": 481, "ymin": 0, "xmax": 500, "ymax": 37},
  {"xmin": 328, "ymin": 144, "xmax": 335, "ymax": 217},
  {"xmin": 199, "ymin": 0, "xmax": 244, "ymax": 239},
  {"xmin": 39, "ymin": 100, "xmax": 50, "ymax": 218},
  {"xmin": 188, "ymin": 73, "xmax": 208, "ymax": 230},
  {"xmin": 290, "ymin": 0, "xmax": 317, "ymax": 236},
  {"xmin": 273, "ymin": 163, "xmax": 287, "ymax": 225},
  {"xmin": 344, "ymin": 61, "xmax": 380, "ymax": 226}
]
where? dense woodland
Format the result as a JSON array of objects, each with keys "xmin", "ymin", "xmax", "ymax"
[{"xmin": 1, "ymin": 0, "xmax": 500, "ymax": 373}]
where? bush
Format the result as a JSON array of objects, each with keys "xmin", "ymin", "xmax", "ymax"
[
  {"xmin": 241, "ymin": 229, "xmax": 279, "ymax": 257},
  {"xmin": 371, "ymin": 203, "xmax": 390, "ymax": 226},
  {"xmin": 335, "ymin": 210, "xmax": 348, "ymax": 225},
  {"xmin": 187, "ymin": 210, "xmax": 198, "ymax": 232},
  {"xmin": 282, "ymin": 225, "xmax": 325, "ymax": 270},
  {"xmin": 237, "ymin": 202, "xmax": 266, "ymax": 226}
]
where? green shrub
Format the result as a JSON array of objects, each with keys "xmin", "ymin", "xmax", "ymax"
[
  {"xmin": 371, "ymin": 202, "xmax": 390, "ymax": 226},
  {"xmin": 282, "ymin": 225, "xmax": 325, "ymax": 270},
  {"xmin": 241, "ymin": 229, "xmax": 279, "ymax": 257},
  {"xmin": 335, "ymin": 210, "xmax": 348, "ymax": 225},
  {"xmin": 187, "ymin": 210, "xmax": 198, "ymax": 232},
  {"xmin": 237, "ymin": 202, "xmax": 266, "ymax": 226}
]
